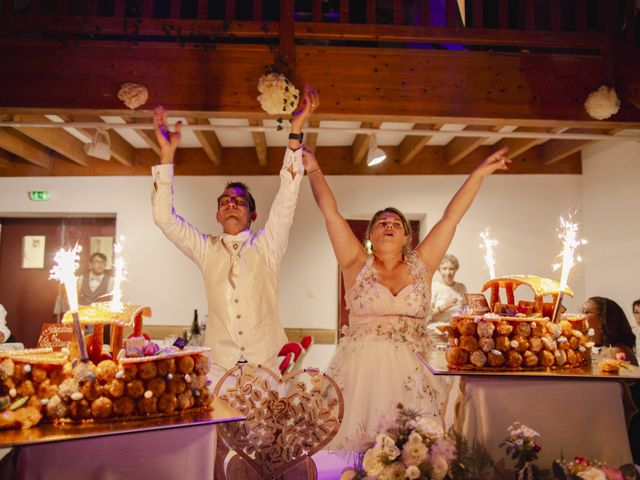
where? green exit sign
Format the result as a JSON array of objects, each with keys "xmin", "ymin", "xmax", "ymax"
[{"xmin": 28, "ymin": 190, "xmax": 50, "ymax": 201}]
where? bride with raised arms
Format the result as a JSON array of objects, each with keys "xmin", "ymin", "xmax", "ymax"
[{"xmin": 301, "ymin": 145, "xmax": 511, "ymax": 449}]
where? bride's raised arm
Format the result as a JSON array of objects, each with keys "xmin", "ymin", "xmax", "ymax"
[
  {"xmin": 416, "ymin": 147, "xmax": 511, "ymax": 273},
  {"xmin": 301, "ymin": 147, "xmax": 368, "ymax": 287}
]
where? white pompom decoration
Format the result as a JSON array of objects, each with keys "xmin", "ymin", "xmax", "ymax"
[
  {"xmin": 117, "ymin": 82, "xmax": 149, "ymax": 110},
  {"xmin": 256, "ymin": 73, "xmax": 299, "ymax": 116},
  {"xmin": 584, "ymin": 85, "xmax": 620, "ymax": 120}
]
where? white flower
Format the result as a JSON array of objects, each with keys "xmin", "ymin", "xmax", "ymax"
[
  {"xmin": 414, "ymin": 417, "xmax": 444, "ymax": 437},
  {"xmin": 257, "ymin": 73, "xmax": 299, "ymax": 116},
  {"xmin": 576, "ymin": 466, "xmax": 607, "ymax": 480},
  {"xmin": 401, "ymin": 438, "xmax": 429, "ymax": 466},
  {"xmin": 407, "ymin": 431, "xmax": 423, "ymax": 445},
  {"xmin": 405, "ymin": 465, "xmax": 421, "ymax": 479},
  {"xmin": 382, "ymin": 443, "xmax": 401, "ymax": 462},
  {"xmin": 431, "ymin": 454, "xmax": 450, "ymax": 480},
  {"xmin": 379, "ymin": 462, "xmax": 406, "ymax": 480},
  {"xmin": 376, "ymin": 433, "xmax": 397, "ymax": 449},
  {"xmin": 507, "ymin": 422, "xmax": 539, "ymax": 440},
  {"xmin": 584, "ymin": 86, "xmax": 620, "ymax": 120},
  {"xmin": 363, "ymin": 447, "xmax": 385, "ymax": 476}
]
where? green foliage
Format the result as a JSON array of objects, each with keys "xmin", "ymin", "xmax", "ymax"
[{"xmin": 448, "ymin": 429, "xmax": 497, "ymax": 480}]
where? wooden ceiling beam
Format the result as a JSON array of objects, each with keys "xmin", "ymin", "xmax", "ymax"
[
  {"xmin": 186, "ymin": 117, "xmax": 222, "ymax": 165},
  {"xmin": 445, "ymin": 126, "xmax": 498, "ymax": 165},
  {"xmin": 0, "ymin": 151, "xmax": 14, "ymax": 169},
  {"xmin": 12, "ymin": 115, "xmax": 89, "ymax": 166},
  {"xmin": 0, "ymin": 128, "xmax": 52, "ymax": 169},
  {"xmin": 0, "ymin": 145, "xmax": 581, "ymax": 177},
  {"xmin": 306, "ymin": 120, "xmax": 320, "ymax": 151},
  {"xmin": 398, "ymin": 123, "xmax": 443, "ymax": 165},
  {"xmin": 493, "ymin": 127, "xmax": 550, "ymax": 159},
  {"xmin": 248, "ymin": 119, "xmax": 268, "ymax": 167},
  {"xmin": 352, "ymin": 121, "xmax": 381, "ymax": 165},
  {"xmin": 124, "ymin": 116, "xmax": 160, "ymax": 155},
  {"xmin": 2, "ymin": 107, "xmax": 639, "ymax": 131},
  {"xmin": 540, "ymin": 140, "xmax": 590, "ymax": 166},
  {"xmin": 69, "ymin": 115, "xmax": 134, "ymax": 167},
  {"xmin": 540, "ymin": 128, "xmax": 615, "ymax": 165}
]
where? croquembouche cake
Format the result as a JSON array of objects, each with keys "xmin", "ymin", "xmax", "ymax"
[
  {"xmin": 445, "ymin": 275, "xmax": 593, "ymax": 371},
  {"xmin": 0, "ymin": 302, "xmax": 212, "ymax": 430}
]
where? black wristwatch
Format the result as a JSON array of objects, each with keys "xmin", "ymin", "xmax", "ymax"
[{"xmin": 288, "ymin": 132, "xmax": 304, "ymax": 142}]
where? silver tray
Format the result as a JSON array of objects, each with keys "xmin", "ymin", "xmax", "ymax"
[
  {"xmin": 417, "ymin": 351, "xmax": 640, "ymax": 380},
  {"xmin": 0, "ymin": 396, "xmax": 245, "ymax": 448}
]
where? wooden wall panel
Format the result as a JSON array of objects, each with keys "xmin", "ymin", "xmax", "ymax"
[{"xmin": 1, "ymin": 42, "xmax": 636, "ymax": 122}]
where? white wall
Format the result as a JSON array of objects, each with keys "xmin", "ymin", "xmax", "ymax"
[
  {"xmin": 582, "ymin": 139, "xmax": 640, "ymax": 320},
  {"xmin": 0, "ymin": 170, "xmax": 588, "ymax": 369}
]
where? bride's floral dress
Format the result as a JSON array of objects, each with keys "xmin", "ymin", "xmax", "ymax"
[{"xmin": 326, "ymin": 252, "xmax": 446, "ymax": 450}]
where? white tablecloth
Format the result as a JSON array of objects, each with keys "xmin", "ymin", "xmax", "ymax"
[
  {"xmin": 454, "ymin": 377, "xmax": 632, "ymax": 467},
  {"xmin": 13, "ymin": 424, "xmax": 217, "ymax": 480}
]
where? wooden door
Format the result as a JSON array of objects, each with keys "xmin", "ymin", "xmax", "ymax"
[{"xmin": 0, "ymin": 217, "xmax": 116, "ymax": 347}]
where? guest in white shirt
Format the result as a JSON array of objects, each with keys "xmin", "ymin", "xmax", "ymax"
[
  {"xmin": 428, "ymin": 254, "xmax": 467, "ymax": 344},
  {"xmin": 151, "ymin": 87, "xmax": 319, "ymax": 374}
]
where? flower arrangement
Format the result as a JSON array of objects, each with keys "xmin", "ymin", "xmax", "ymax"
[
  {"xmin": 347, "ymin": 404, "xmax": 457, "ymax": 480},
  {"xmin": 256, "ymin": 73, "xmax": 299, "ymax": 117},
  {"xmin": 584, "ymin": 85, "xmax": 620, "ymax": 120},
  {"xmin": 500, "ymin": 422, "xmax": 547, "ymax": 480},
  {"xmin": 552, "ymin": 456, "xmax": 639, "ymax": 480}
]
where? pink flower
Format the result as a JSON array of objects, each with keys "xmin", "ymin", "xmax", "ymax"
[{"xmin": 430, "ymin": 437, "xmax": 457, "ymax": 462}]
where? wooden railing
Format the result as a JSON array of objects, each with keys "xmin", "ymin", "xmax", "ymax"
[{"xmin": 0, "ymin": 0, "xmax": 638, "ymax": 51}]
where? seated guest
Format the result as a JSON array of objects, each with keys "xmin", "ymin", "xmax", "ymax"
[
  {"xmin": 582, "ymin": 296, "xmax": 638, "ymax": 365},
  {"xmin": 429, "ymin": 254, "xmax": 467, "ymax": 344},
  {"xmin": 583, "ymin": 297, "xmax": 639, "ymax": 463}
]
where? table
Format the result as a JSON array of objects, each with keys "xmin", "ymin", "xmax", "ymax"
[
  {"xmin": 418, "ymin": 352, "xmax": 637, "ymax": 468},
  {"xmin": 1, "ymin": 397, "xmax": 244, "ymax": 480}
]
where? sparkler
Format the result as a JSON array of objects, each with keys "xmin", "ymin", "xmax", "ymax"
[
  {"xmin": 480, "ymin": 228, "xmax": 498, "ymax": 279},
  {"xmin": 110, "ymin": 239, "xmax": 127, "ymax": 313},
  {"xmin": 49, "ymin": 244, "xmax": 88, "ymax": 362},
  {"xmin": 551, "ymin": 216, "xmax": 587, "ymax": 322}
]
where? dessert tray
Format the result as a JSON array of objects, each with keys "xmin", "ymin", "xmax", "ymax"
[
  {"xmin": 0, "ymin": 396, "xmax": 244, "ymax": 448},
  {"xmin": 417, "ymin": 350, "xmax": 640, "ymax": 380}
]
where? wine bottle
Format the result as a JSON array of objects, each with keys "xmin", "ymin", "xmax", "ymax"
[{"xmin": 190, "ymin": 309, "xmax": 201, "ymax": 336}]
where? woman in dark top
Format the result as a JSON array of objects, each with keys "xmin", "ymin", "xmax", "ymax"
[{"xmin": 582, "ymin": 296, "xmax": 637, "ymax": 365}]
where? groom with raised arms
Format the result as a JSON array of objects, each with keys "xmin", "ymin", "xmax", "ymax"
[{"xmin": 151, "ymin": 87, "xmax": 319, "ymax": 374}]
